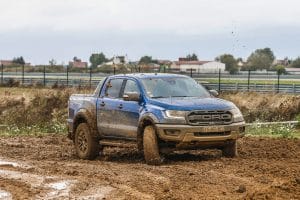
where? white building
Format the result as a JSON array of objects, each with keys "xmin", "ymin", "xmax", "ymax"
[{"xmin": 171, "ymin": 61, "xmax": 226, "ymax": 73}]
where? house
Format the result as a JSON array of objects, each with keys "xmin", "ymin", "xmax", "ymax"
[
  {"xmin": 99, "ymin": 56, "xmax": 127, "ymax": 67},
  {"xmin": 0, "ymin": 60, "xmax": 31, "ymax": 66},
  {"xmin": 69, "ymin": 59, "xmax": 88, "ymax": 68},
  {"xmin": 170, "ymin": 60, "xmax": 225, "ymax": 73},
  {"xmin": 285, "ymin": 68, "xmax": 300, "ymax": 74},
  {"xmin": 273, "ymin": 58, "xmax": 289, "ymax": 66}
]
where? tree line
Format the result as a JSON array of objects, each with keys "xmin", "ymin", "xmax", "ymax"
[{"xmin": 5, "ymin": 49, "xmax": 300, "ymax": 74}]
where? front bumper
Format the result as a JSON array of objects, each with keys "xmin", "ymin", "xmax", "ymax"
[{"xmin": 155, "ymin": 122, "xmax": 245, "ymax": 143}]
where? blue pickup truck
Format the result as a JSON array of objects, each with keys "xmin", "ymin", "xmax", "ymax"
[{"xmin": 68, "ymin": 73, "xmax": 245, "ymax": 165}]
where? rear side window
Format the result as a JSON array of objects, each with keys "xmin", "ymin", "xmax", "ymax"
[{"xmin": 105, "ymin": 79, "xmax": 124, "ymax": 98}]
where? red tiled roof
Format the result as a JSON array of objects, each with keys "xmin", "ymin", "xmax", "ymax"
[{"xmin": 69, "ymin": 61, "xmax": 88, "ymax": 68}]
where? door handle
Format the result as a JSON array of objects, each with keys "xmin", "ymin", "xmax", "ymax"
[
  {"xmin": 100, "ymin": 102, "xmax": 105, "ymax": 107},
  {"xmin": 118, "ymin": 104, "xmax": 123, "ymax": 109}
]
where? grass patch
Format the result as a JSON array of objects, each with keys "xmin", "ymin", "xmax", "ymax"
[
  {"xmin": 0, "ymin": 124, "xmax": 66, "ymax": 136},
  {"xmin": 246, "ymin": 123, "xmax": 300, "ymax": 139}
]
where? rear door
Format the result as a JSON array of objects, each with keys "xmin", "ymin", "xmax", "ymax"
[{"xmin": 97, "ymin": 78, "xmax": 125, "ymax": 137}]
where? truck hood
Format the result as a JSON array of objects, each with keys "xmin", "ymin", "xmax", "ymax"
[{"xmin": 148, "ymin": 97, "xmax": 234, "ymax": 111}]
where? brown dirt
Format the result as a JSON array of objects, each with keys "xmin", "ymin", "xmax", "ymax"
[{"xmin": 0, "ymin": 135, "xmax": 299, "ymax": 199}]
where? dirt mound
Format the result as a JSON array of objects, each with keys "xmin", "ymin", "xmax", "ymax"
[
  {"xmin": 221, "ymin": 92, "xmax": 300, "ymax": 122},
  {"xmin": 0, "ymin": 135, "xmax": 299, "ymax": 199}
]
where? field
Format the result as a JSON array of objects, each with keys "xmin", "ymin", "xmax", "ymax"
[
  {"xmin": 0, "ymin": 136, "xmax": 299, "ymax": 199},
  {"xmin": 0, "ymin": 87, "xmax": 300, "ymax": 199}
]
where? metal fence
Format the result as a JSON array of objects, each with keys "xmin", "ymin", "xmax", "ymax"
[{"xmin": 1, "ymin": 64, "xmax": 300, "ymax": 93}]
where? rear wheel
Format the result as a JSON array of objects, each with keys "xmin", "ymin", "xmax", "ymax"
[
  {"xmin": 222, "ymin": 140, "xmax": 237, "ymax": 157},
  {"xmin": 143, "ymin": 125, "xmax": 162, "ymax": 165},
  {"xmin": 75, "ymin": 123, "xmax": 100, "ymax": 160}
]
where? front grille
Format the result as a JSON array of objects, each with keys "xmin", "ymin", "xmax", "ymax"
[{"xmin": 187, "ymin": 110, "xmax": 232, "ymax": 126}]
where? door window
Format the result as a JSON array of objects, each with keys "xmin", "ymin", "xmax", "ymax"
[
  {"xmin": 124, "ymin": 80, "xmax": 140, "ymax": 95},
  {"xmin": 105, "ymin": 79, "xmax": 124, "ymax": 98}
]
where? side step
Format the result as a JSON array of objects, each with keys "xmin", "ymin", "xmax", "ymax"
[{"xmin": 100, "ymin": 139, "xmax": 137, "ymax": 148}]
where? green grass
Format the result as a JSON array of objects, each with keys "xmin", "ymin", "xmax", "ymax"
[
  {"xmin": 0, "ymin": 124, "xmax": 67, "ymax": 136},
  {"xmin": 246, "ymin": 124, "xmax": 300, "ymax": 139}
]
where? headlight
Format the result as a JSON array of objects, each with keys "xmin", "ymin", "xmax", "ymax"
[
  {"xmin": 164, "ymin": 110, "xmax": 187, "ymax": 120},
  {"xmin": 230, "ymin": 106, "xmax": 244, "ymax": 122}
]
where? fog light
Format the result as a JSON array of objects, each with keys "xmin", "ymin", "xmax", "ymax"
[
  {"xmin": 164, "ymin": 129, "xmax": 181, "ymax": 136},
  {"xmin": 239, "ymin": 127, "xmax": 245, "ymax": 133}
]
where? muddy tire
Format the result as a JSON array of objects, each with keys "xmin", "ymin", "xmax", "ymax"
[
  {"xmin": 222, "ymin": 140, "xmax": 237, "ymax": 158},
  {"xmin": 75, "ymin": 123, "xmax": 100, "ymax": 160},
  {"xmin": 143, "ymin": 125, "xmax": 162, "ymax": 165}
]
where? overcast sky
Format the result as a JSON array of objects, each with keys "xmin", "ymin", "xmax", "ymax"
[{"xmin": 0, "ymin": 0, "xmax": 300, "ymax": 64}]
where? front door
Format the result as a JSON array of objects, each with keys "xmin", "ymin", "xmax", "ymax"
[
  {"xmin": 116, "ymin": 79, "xmax": 141, "ymax": 138},
  {"xmin": 97, "ymin": 78, "xmax": 125, "ymax": 137}
]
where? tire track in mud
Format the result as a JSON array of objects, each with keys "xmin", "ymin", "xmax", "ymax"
[
  {"xmin": 0, "ymin": 158, "xmax": 115, "ymax": 199},
  {"xmin": 0, "ymin": 136, "xmax": 299, "ymax": 199}
]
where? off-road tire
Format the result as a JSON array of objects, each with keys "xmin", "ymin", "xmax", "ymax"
[
  {"xmin": 222, "ymin": 140, "xmax": 237, "ymax": 158},
  {"xmin": 75, "ymin": 123, "xmax": 100, "ymax": 160},
  {"xmin": 143, "ymin": 125, "xmax": 162, "ymax": 165}
]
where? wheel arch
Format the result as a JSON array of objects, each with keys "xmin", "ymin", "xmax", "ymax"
[
  {"xmin": 137, "ymin": 114, "xmax": 159, "ymax": 151},
  {"xmin": 71, "ymin": 109, "xmax": 100, "ymax": 141}
]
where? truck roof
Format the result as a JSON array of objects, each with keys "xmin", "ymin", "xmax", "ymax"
[{"xmin": 109, "ymin": 73, "xmax": 188, "ymax": 79}]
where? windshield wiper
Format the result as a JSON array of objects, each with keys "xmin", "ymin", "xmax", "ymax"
[
  {"xmin": 151, "ymin": 96, "xmax": 167, "ymax": 98},
  {"xmin": 171, "ymin": 95, "xmax": 188, "ymax": 97}
]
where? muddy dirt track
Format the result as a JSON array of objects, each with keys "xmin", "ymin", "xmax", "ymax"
[{"xmin": 0, "ymin": 136, "xmax": 299, "ymax": 200}]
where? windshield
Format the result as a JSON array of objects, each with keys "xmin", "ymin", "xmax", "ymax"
[{"xmin": 141, "ymin": 77, "xmax": 210, "ymax": 98}]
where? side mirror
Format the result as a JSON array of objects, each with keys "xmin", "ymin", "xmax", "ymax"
[
  {"xmin": 209, "ymin": 90, "xmax": 219, "ymax": 97},
  {"xmin": 123, "ymin": 92, "xmax": 140, "ymax": 101}
]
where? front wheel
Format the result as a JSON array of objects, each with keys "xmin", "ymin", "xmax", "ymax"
[
  {"xmin": 143, "ymin": 125, "xmax": 162, "ymax": 165},
  {"xmin": 75, "ymin": 123, "xmax": 100, "ymax": 160},
  {"xmin": 222, "ymin": 140, "xmax": 237, "ymax": 158}
]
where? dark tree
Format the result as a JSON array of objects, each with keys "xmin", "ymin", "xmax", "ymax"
[
  {"xmin": 289, "ymin": 57, "xmax": 300, "ymax": 68},
  {"xmin": 12, "ymin": 56, "xmax": 25, "ymax": 65},
  {"xmin": 246, "ymin": 48, "xmax": 275, "ymax": 70},
  {"xmin": 139, "ymin": 56, "xmax": 153, "ymax": 64},
  {"xmin": 89, "ymin": 53, "xmax": 108, "ymax": 68},
  {"xmin": 186, "ymin": 53, "xmax": 198, "ymax": 61},
  {"xmin": 216, "ymin": 54, "xmax": 238, "ymax": 74}
]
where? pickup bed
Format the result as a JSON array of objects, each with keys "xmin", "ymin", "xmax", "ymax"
[{"xmin": 67, "ymin": 73, "xmax": 245, "ymax": 165}]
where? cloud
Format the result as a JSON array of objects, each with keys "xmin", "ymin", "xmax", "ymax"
[
  {"xmin": 0, "ymin": 0, "xmax": 299, "ymax": 34},
  {"xmin": 0, "ymin": 0, "xmax": 300, "ymax": 64}
]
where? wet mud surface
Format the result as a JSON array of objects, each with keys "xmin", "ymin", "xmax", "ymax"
[{"xmin": 0, "ymin": 135, "xmax": 299, "ymax": 199}]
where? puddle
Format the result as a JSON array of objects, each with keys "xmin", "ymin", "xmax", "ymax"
[
  {"xmin": 0, "ymin": 160, "xmax": 19, "ymax": 168},
  {"xmin": 45, "ymin": 180, "xmax": 74, "ymax": 199},
  {"xmin": 0, "ymin": 158, "xmax": 31, "ymax": 169},
  {"xmin": 48, "ymin": 181, "xmax": 69, "ymax": 190},
  {"xmin": 0, "ymin": 169, "xmax": 75, "ymax": 199},
  {"xmin": 0, "ymin": 189, "xmax": 12, "ymax": 200}
]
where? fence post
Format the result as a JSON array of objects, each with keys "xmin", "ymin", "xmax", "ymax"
[
  {"xmin": 113, "ymin": 67, "xmax": 116, "ymax": 75},
  {"xmin": 293, "ymin": 84, "xmax": 295, "ymax": 94},
  {"xmin": 89, "ymin": 67, "xmax": 92, "ymax": 88},
  {"xmin": 1, "ymin": 64, "xmax": 3, "ymax": 85},
  {"xmin": 218, "ymin": 69, "xmax": 221, "ymax": 92},
  {"xmin": 190, "ymin": 68, "xmax": 193, "ymax": 77},
  {"xmin": 43, "ymin": 65, "xmax": 46, "ymax": 86},
  {"xmin": 277, "ymin": 71, "xmax": 280, "ymax": 93},
  {"xmin": 22, "ymin": 64, "xmax": 24, "ymax": 85},
  {"xmin": 235, "ymin": 82, "xmax": 238, "ymax": 91},
  {"xmin": 247, "ymin": 70, "xmax": 251, "ymax": 91},
  {"xmin": 66, "ymin": 65, "xmax": 69, "ymax": 87}
]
